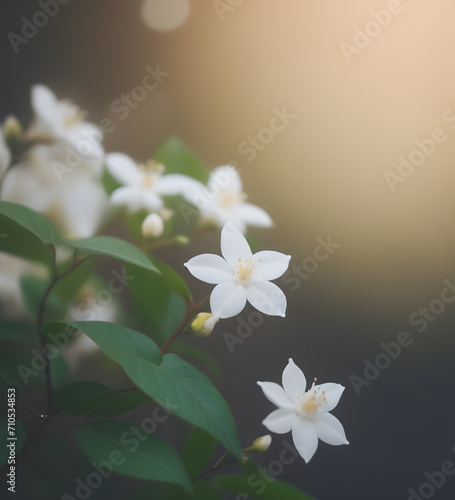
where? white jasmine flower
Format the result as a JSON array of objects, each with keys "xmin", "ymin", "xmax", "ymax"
[
  {"xmin": 28, "ymin": 84, "xmax": 104, "ymax": 161},
  {"xmin": 0, "ymin": 128, "xmax": 11, "ymax": 180},
  {"xmin": 1, "ymin": 144, "xmax": 107, "ymax": 239},
  {"xmin": 257, "ymin": 359, "xmax": 349, "ymax": 463},
  {"xmin": 183, "ymin": 165, "xmax": 273, "ymax": 234},
  {"xmin": 106, "ymin": 153, "xmax": 200, "ymax": 213},
  {"xmin": 184, "ymin": 222, "xmax": 290, "ymax": 319}
]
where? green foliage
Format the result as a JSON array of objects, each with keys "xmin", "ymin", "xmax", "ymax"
[
  {"xmin": 43, "ymin": 321, "xmax": 241, "ymax": 458},
  {"xmin": 76, "ymin": 420, "xmax": 192, "ymax": 491},
  {"xmin": 126, "ymin": 262, "xmax": 186, "ymax": 346},
  {"xmin": 66, "ymin": 235, "xmax": 160, "ymax": 273},
  {"xmin": 181, "ymin": 427, "xmax": 218, "ymax": 480},
  {"xmin": 0, "ymin": 321, "xmax": 34, "ymax": 339},
  {"xmin": 155, "ymin": 136, "xmax": 209, "ymax": 183},
  {"xmin": 163, "ymin": 481, "xmax": 223, "ymax": 500},
  {"xmin": 54, "ymin": 381, "xmax": 151, "ymax": 417},
  {"xmin": 214, "ymin": 460, "xmax": 316, "ymax": 500}
]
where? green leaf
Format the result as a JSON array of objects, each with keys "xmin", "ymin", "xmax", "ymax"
[
  {"xmin": 0, "ymin": 201, "xmax": 61, "ymax": 245},
  {"xmin": 54, "ymin": 381, "xmax": 151, "ymax": 417},
  {"xmin": 44, "ymin": 321, "xmax": 241, "ymax": 458},
  {"xmin": 126, "ymin": 262, "xmax": 186, "ymax": 346},
  {"xmin": 155, "ymin": 136, "xmax": 209, "ymax": 183},
  {"xmin": 66, "ymin": 236, "xmax": 160, "ymax": 273},
  {"xmin": 182, "ymin": 427, "xmax": 218, "ymax": 480},
  {"xmin": 173, "ymin": 342, "xmax": 221, "ymax": 376},
  {"xmin": 0, "ymin": 322, "xmax": 34, "ymax": 339},
  {"xmin": 214, "ymin": 461, "xmax": 316, "ymax": 500},
  {"xmin": 50, "ymin": 353, "xmax": 71, "ymax": 389},
  {"xmin": 0, "ymin": 417, "xmax": 26, "ymax": 467},
  {"xmin": 149, "ymin": 255, "xmax": 191, "ymax": 299},
  {"xmin": 0, "ymin": 201, "xmax": 60, "ymax": 264},
  {"xmin": 163, "ymin": 481, "xmax": 222, "ymax": 500},
  {"xmin": 76, "ymin": 420, "xmax": 192, "ymax": 491}
]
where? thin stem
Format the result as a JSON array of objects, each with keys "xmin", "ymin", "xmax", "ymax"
[
  {"xmin": 36, "ymin": 253, "xmax": 91, "ymax": 416},
  {"xmin": 161, "ymin": 293, "xmax": 211, "ymax": 354}
]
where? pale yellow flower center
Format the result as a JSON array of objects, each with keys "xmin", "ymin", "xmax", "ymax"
[
  {"xmin": 63, "ymin": 103, "xmax": 87, "ymax": 128},
  {"xmin": 234, "ymin": 257, "xmax": 260, "ymax": 282},
  {"xmin": 139, "ymin": 160, "xmax": 165, "ymax": 189},
  {"xmin": 218, "ymin": 190, "xmax": 247, "ymax": 209},
  {"xmin": 297, "ymin": 380, "xmax": 327, "ymax": 415}
]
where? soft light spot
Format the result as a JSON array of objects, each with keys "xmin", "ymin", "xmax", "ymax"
[{"xmin": 141, "ymin": 0, "xmax": 190, "ymax": 32}]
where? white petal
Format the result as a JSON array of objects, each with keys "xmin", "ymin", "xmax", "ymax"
[
  {"xmin": 257, "ymin": 381, "xmax": 293, "ymax": 409},
  {"xmin": 312, "ymin": 413, "xmax": 349, "ymax": 446},
  {"xmin": 262, "ymin": 408, "xmax": 295, "ymax": 434},
  {"xmin": 315, "ymin": 383, "xmax": 345, "ymax": 413},
  {"xmin": 220, "ymin": 222, "xmax": 252, "ymax": 266},
  {"xmin": 105, "ymin": 153, "xmax": 141, "ymax": 186},
  {"xmin": 138, "ymin": 190, "xmax": 164, "ymax": 212},
  {"xmin": 292, "ymin": 418, "xmax": 319, "ymax": 463},
  {"xmin": 210, "ymin": 165, "xmax": 243, "ymax": 193},
  {"xmin": 210, "ymin": 281, "xmax": 246, "ymax": 319},
  {"xmin": 252, "ymin": 251, "xmax": 291, "ymax": 281},
  {"xmin": 156, "ymin": 174, "xmax": 201, "ymax": 196},
  {"xmin": 184, "ymin": 254, "xmax": 233, "ymax": 284},
  {"xmin": 245, "ymin": 281, "xmax": 287, "ymax": 317},
  {"xmin": 110, "ymin": 186, "xmax": 142, "ymax": 211},
  {"xmin": 282, "ymin": 358, "xmax": 307, "ymax": 403},
  {"xmin": 61, "ymin": 177, "xmax": 107, "ymax": 238},
  {"xmin": 0, "ymin": 130, "xmax": 11, "ymax": 180},
  {"xmin": 231, "ymin": 202, "xmax": 273, "ymax": 228},
  {"xmin": 31, "ymin": 84, "xmax": 58, "ymax": 122}
]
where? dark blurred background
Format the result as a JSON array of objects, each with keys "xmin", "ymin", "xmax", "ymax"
[{"xmin": 2, "ymin": 0, "xmax": 455, "ymax": 499}]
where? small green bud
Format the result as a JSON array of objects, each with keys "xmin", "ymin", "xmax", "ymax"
[
  {"xmin": 174, "ymin": 235, "xmax": 190, "ymax": 246},
  {"xmin": 242, "ymin": 434, "xmax": 272, "ymax": 454},
  {"xmin": 3, "ymin": 115, "xmax": 23, "ymax": 144}
]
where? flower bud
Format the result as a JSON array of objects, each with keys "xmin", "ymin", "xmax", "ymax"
[
  {"xmin": 174, "ymin": 235, "xmax": 190, "ymax": 246},
  {"xmin": 3, "ymin": 115, "xmax": 22, "ymax": 143},
  {"xmin": 190, "ymin": 313, "xmax": 219, "ymax": 337},
  {"xmin": 242, "ymin": 434, "xmax": 272, "ymax": 454},
  {"xmin": 142, "ymin": 213, "xmax": 164, "ymax": 239}
]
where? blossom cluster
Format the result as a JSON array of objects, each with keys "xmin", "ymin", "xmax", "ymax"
[{"xmin": 0, "ymin": 85, "xmax": 348, "ymax": 464}]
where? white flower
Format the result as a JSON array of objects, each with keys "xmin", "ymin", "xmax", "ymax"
[
  {"xmin": 183, "ymin": 165, "xmax": 273, "ymax": 233},
  {"xmin": 106, "ymin": 153, "xmax": 200, "ymax": 213},
  {"xmin": 190, "ymin": 312, "xmax": 219, "ymax": 336},
  {"xmin": 257, "ymin": 359, "xmax": 349, "ymax": 463},
  {"xmin": 1, "ymin": 144, "xmax": 107, "ymax": 239},
  {"xmin": 184, "ymin": 222, "xmax": 290, "ymax": 319},
  {"xmin": 28, "ymin": 84, "xmax": 104, "ymax": 160},
  {"xmin": 0, "ymin": 128, "xmax": 11, "ymax": 181}
]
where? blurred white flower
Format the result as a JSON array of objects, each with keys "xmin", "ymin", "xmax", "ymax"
[
  {"xmin": 183, "ymin": 165, "xmax": 273, "ymax": 234},
  {"xmin": 184, "ymin": 222, "xmax": 290, "ymax": 319},
  {"xmin": 1, "ymin": 144, "xmax": 107, "ymax": 239},
  {"xmin": 106, "ymin": 152, "xmax": 199, "ymax": 213},
  {"xmin": 28, "ymin": 84, "xmax": 104, "ymax": 161},
  {"xmin": 257, "ymin": 359, "xmax": 349, "ymax": 463},
  {"xmin": 141, "ymin": 212, "xmax": 164, "ymax": 238},
  {"xmin": 0, "ymin": 254, "xmax": 47, "ymax": 319},
  {"xmin": 0, "ymin": 128, "xmax": 11, "ymax": 181}
]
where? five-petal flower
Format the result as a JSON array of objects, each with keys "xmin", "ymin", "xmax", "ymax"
[
  {"xmin": 182, "ymin": 165, "xmax": 273, "ymax": 233},
  {"xmin": 257, "ymin": 359, "xmax": 349, "ymax": 463},
  {"xmin": 184, "ymin": 222, "xmax": 291, "ymax": 319},
  {"xmin": 106, "ymin": 152, "xmax": 200, "ymax": 213}
]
